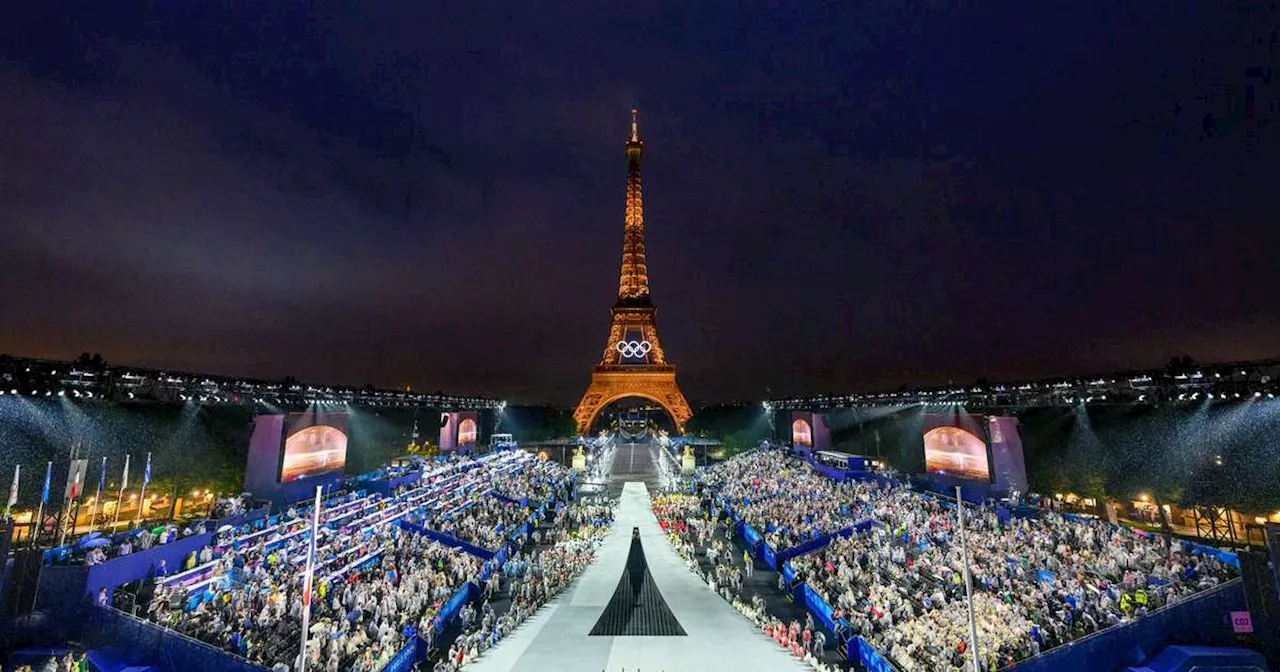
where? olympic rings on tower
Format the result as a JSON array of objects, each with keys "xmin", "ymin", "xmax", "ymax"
[{"xmin": 615, "ymin": 340, "xmax": 653, "ymax": 358}]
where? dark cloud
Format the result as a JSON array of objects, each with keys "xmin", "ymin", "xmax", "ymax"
[{"xmin": 1, "ymin": 1, "xmax": 1276, "ymax": 404}]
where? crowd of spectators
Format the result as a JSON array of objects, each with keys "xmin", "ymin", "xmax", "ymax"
[
  {"xmin": 700, "ymin": 451, "xmax": 885, "ymax": 550},
  {"xmin": 12, "ymin": 652, "xmax": 88, "ymax": 672},
  {"xmin": 416, "ymin": 498, "xmax": 532, "ymax": 552},
  {"xmin": 149, "ymin": 522, "xmax": 482, "ymax": 671},
  {"xmin": 652, "ymin": 489, "xmax": 838, "ymax": 672},
  {"xmin": 138, "ymin": 450, "xmax": 563, "ymax": 671},
  {"xmin": 702, "ymin": 451, "xmax": 1241, "ymax": 672},
  {"xmin": 489, "ymin": 459, "xmax": 567, "ymax": 505},
  {"xmin": 432, "ymin": 498, "xmax": 614, "ymax": 671},
  {"xmin": 57, "ymin": 523, "xmax": 206, "ymax": 567}
]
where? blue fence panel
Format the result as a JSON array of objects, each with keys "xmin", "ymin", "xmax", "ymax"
[
  {"xmin": 84, "ymin": 532, "xmax": 215, "ymax": 604},
  {"xmin": 1180, "ymin": 540, "xmax": 1241, "ymax": 571},
  {"xmin": 381, "ymin": 639, "xmax": 418, "ymax": 672},
  {"xmin": 489, "ymin": 492, "xmax": 524, "ymax": 507},
  {"xmin": 773, "ymin": 518, "xmax": 876, "ymax": 567},
  {"xmin": 853, "ymin": 636, "xmax": 900, "ymax": 672},
  {"xmin": 88, "ymin": 606, "xmax": 270, "ymax": 672},
  {"xmin": 433, "ymin": 583, "xmax": 478, "ymax": 638},
  {"xmin": 395, "ymin": 521, "xmax": 496, "ymax": 560},
  {"xmin": 801, "ymin": 584, "xmax": 850, "ymax": 637},
  {"xmin": 811, "ymin": 463, "xmax": 850, "ymax": 482},
  {"xmin": 760, "ymin": 543, "xmax": 779, "ymax": 570},
  {"xmin": 1008, "ymin": 579, "xmax": 1246, "ymax": 672}
]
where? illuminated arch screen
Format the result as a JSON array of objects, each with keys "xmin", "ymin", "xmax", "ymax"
[
  {"xmin": 439, "ymin": 411, "xmax": 480, "ymax": 451},
  {"xmin": 458, "ymin": 417, "xmax": 478, "ymax": 445},
  {"xmin": 792, "ymin": 418, "xmax": 813, "ymax": 447},
  {"xmin": 923, "ymin": 425, "xmax": 990, "ymax": 480},
  {"xmin": 280, "ymin": 413, "xmax": 349, "ymax": 483}
]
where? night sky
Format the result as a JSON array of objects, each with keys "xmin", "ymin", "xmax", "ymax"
[{"xmin": 2, "ymin": 2, "xmax": 1276, "ymax": 405}]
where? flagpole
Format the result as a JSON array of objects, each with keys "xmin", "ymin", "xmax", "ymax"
[
  {"xmin": 32, "ymin": 462, "xmax": 52, "ymax": 549},
  {"xmin": 956, "ymin": 486, "xmax": 981, "ymax": 672},
  {"xmin": 70, "ymin": 454, "xmax": 87, "ymax": 540},
  {"xmin": 112, "ymin": 454, "xmax": 130, "ymax": 532},
  {"xmin": 29, "ymin": 461, "xmax": 53, "ymax": 612},
  {"xmin": 90, "ymin": 457, "xmax": 107, "ymax": 533},
  {"xmin": 299, "ymin": 485, "xmax": 322, "ymax": 672},
  {"xmin": 59, "ymin": 444, "xmax": 80, "ymax": 547},
  {"xmin": 5, "ymin": 464, "xmax": 18, "ymax": 519},
  {"xmin": 134, "ymin": 452, "xmax": 151, "ymax": 529}
]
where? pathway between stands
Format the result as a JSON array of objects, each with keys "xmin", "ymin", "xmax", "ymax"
[{"xmin": 465, "ymin": 480, "xmax": 804, "ymax": 672}]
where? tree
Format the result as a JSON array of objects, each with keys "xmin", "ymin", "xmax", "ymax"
[
  {"xmin": 721, "ymin": 430, "xmax": 755, "ymax": 458},
  {"xmin": 75, "ymin": 352, "xmax": 108, "ymax": 370},
  {"xmin": 1077, "ymin": 473, "xmax": 1109, "ymax": 517}
]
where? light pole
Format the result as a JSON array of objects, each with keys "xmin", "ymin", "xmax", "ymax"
[
  {"xmin": 956, "ymin": 486, "xmax": 981, "ymax": 672},
  {"xmin": 298, "ymin": 486, "xmax": 322, "ymax": 672}
]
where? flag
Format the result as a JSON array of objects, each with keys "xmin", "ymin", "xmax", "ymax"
[
  {"xmin": 96, "ymin": 457, "xmax": 107, "ymax": 498},
  {"xmin": 142, "ymin": 452, "xmax": 152, "ymax": 487},
  {"xmin": 6, "ymin": 465, "xmax": 18, "ymax": 509},
  {"xmin": 40, "ymin": 461, "xmax": 52, "ymax": 506},
  {"xmin": 121, "ymin": 454, "xmax": 131, "ymax": 491},
  {"xmin": 65, "ymin": 459, "xmax": 89, "ymax": 500}
]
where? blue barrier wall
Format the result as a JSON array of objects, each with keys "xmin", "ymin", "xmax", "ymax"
[
  {"xmin": 851, "ymin": 636, "xmax": 900, "ymax": 672},
  {"xmin": 35, "ymin": 565, "xmax": 90, "ymax": 612},
  {"xmin": 381, "ymin": 639, "xmax": 418, "ymax": 672},
  {"xmin": 89, "ymin": 606, "xmax": 269, "ymax": 672},
  {"xmin": 802, "ymin": 583, "xmax": 847, "ymax": 636},
  {"xmin": 396, "ymin": 521, "xmax": 495, "ymax": 560},
  {"xmin": 760, "ymin": 543, "xmax": 779, "ymax": 570},
  {"xmin": 490, "ymin": 492, "xmax": 527, "ymax": 508},
  {"xmin": 84, "ymin": 532, "xmax": 214, "ymax": 603},
  {"xmin": 774, "ymin": 519, "xmax": 876, "ymax": 567},
  {"xmin": 433, "ymin": 582, "xmax": 477, "ymax": 638},
  {"xmin": 352, "ymin": 470, "xmax": 424, "ymax": 497},
  {"xmin": 781, "ymin": 562, "xmax": 796, "ymax": 586},
  {"xmin": 811, "ymin": 462, "xmax": 848, "ymax": 482},
  {"xmin": 1008, "ymin": 579, "xmax": 1247, "ymax": 672}
]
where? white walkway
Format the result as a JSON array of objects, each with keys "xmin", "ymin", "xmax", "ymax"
[{"xmin": 465, "ymin": 481, "xmax": 804, "ymax": 672}]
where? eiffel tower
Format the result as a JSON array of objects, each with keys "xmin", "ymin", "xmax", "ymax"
[{"xmin": 573, "ymin": 110, "xmax": 693, "ymax": 434}]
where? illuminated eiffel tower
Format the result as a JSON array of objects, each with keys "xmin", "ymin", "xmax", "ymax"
[{"xmin": 573, "ymin": 110, "xmax": 692, "ymax": 434}]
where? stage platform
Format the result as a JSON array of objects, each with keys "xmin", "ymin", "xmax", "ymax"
[{"xmin": 466, "ymin": 481, "xmax": 805, "ymax": 672}]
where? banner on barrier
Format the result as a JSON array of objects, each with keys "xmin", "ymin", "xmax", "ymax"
[
  {"xmin": 761, "ymin": 543, "xmax": 779, "ymax": 570},
  {"xmin": 853, "ymin": 636, "xmax": 900, "ymax": 672}
]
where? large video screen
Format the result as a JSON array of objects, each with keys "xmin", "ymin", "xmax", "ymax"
[
  {"xmin": 923, "ymin": 414, "xmax": 990, "ymax": 480},
  {"xmin": 458, "ymin": 414, "xmax": 478, "ymax": 445},
  {"xmin": 791, "ymin": 412, "xmax": 813, "ymax": 447},
  {"xmin": 280, "ymin": 412, "xmax": 349, "ymax": 483},
  {"xmin": 439, "ymin": 411, "xmax": 479, "ymax": 451}
]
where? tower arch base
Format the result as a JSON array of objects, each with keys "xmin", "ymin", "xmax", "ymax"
[{"xmin": 574, "ymin": 369, "xmax": 692, "ymax": 435}]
